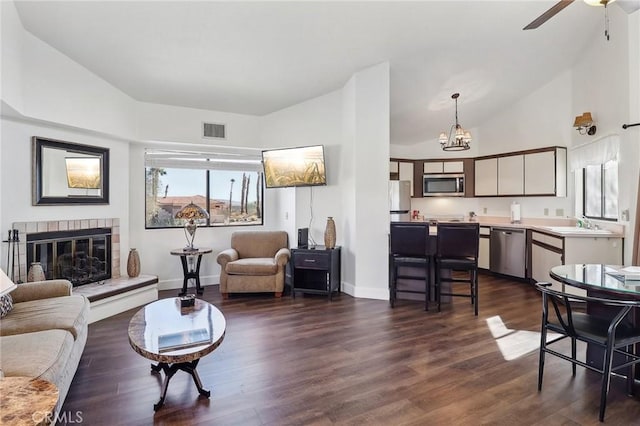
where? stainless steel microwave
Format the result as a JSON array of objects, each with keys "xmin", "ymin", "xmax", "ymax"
[{"xmin": 423, "ymin": 174, "xmax": 465, "ymax": 197}]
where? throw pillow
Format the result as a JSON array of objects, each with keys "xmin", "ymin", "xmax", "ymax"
[{"xmin": 0, "ymin": 294, "xmax": 13, "ymax": 318}]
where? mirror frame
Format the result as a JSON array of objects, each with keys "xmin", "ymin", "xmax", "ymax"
[{"xmin": 32, "ymin": 136, "xmax": 110, "ymax": 205}]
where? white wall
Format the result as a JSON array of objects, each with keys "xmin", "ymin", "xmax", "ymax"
[
  {"xmin": 130, "ymin": 103, "xmax": 264, "ymax": 290},
  {"xmin": 398, "ymin": 71, "xmax": 574, "ymax": 220},
  {"xmin": 346, "ymin": 62, "xmax": 391, "ymax": 299},
  {"xmin": 0, "ymin": 117, "xmax": 131, "ymax": 275},
  {"xmin": 260, "ymin": 90, "xmax": 344, "ymax": 244},
  {"xmin": 393, "ymin": 7, "xmax": 639, "ymax": 266},
  {"xmin": 1, "ymin": 0, "xmax": 25, "ymax": 112},
  {"xmin": 259, "ymin": 63, "xmax": 391, "ymax": 299},
  {"xmin": 0, "ymin": 0, "xmax": 137, "ymax": 139},
  {"xmin": 571, "ymin": 5, "xmax": 640, "ymax": 265}
]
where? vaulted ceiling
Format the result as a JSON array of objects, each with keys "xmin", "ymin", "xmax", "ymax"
[{"xmin": 13, "ymin": 1, "xmax": 636, "ymax": 145}]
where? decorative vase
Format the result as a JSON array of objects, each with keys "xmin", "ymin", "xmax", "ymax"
[
  {"xmin": 27, "ymin": 262, "xmax": 46, "ymax": 282},
  {"xmin": 324, "ymin": 217, "xmax": 336, "ymax": 249},
  {"xmin": 127, "ymin": 248, "xmax": 140, "ymax": 278}
]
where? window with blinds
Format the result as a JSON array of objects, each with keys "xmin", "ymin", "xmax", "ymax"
[{"xmin": 144, "ymin": 149, "xmax": 264, "ymax": 228}]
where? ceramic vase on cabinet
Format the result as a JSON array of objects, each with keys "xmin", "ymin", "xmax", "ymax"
[
  {"xmin": 127, "ymin": 248, "xmax": 140, "ymax": 278},
  {"xmin": 27, "ymin": 262, "xmax": 46, "ymax": 282},
  {"xmin": 324, "ymin": 217, "xmax": 336, "ymax": 249}
]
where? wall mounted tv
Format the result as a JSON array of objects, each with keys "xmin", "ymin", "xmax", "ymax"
[{"xmin": 262, "ymin": 145, "xmax": 327, "ymax": 188}]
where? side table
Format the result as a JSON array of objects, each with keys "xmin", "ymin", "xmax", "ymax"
[
  {"xmin": 0, "ymin": 376, "xmax": 59, "ymax": 425},
  {"xmin": 170, "ymin": 247, "xmax": 212, "ymax": 296},
  {"xmin": 290, "ymin": 246, "xmax": 341, "ymax": 300}
]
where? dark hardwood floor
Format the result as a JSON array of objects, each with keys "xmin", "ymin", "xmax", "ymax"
[{"xmin": 61, "ymin": 273, "xmax": 640, "ymax": 425}]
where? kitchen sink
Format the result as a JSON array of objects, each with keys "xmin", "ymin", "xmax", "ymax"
[{"xmin": 542, "ymin": 226, "xmax": 613, "ymax": 235}]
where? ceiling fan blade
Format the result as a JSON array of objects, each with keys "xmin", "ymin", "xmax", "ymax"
[{"xmin": 523, "ymin": 0, "xmax": 575, "ymax": 30}]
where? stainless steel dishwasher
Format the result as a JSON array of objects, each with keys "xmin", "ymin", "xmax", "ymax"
[{"xmin": 490, "ymin": 227, "xmax": 526, "ymax": 278}]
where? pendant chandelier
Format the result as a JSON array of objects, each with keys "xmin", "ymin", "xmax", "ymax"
[{"xmin": 439, "ymin": 93, "xmax": 471, "ymax": 151}]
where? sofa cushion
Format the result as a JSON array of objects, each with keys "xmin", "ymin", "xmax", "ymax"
[
  {"xmin": 0, "ymin": 329, "xmax": 74, "ymax": 383},
  {"xmin": 0, "ymin": 295, "xmax": 88, "ymax": 339},
  {"xmin": 225, "ymin": 258, "xmax": 278, "ymax": 276},
  {"xmin": 0, "ymin": 294, "xmax": 12, "ymax": 318}
]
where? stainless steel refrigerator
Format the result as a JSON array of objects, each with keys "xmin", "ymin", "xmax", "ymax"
[{"xmin": 389, "ymin": 180, "xmax": 411, "ymax": 222}]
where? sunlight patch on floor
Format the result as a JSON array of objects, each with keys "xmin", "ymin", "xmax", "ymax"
[{"xmin": 486, "ymin": 315, "xmax": 558, "ymax": 361}]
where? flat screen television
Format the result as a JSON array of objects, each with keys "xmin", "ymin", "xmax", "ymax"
[{"xmin": 262, "ymin": 145, "xmax": 327, "ymax": 188}]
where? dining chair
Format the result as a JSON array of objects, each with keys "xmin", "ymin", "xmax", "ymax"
[
  {"xmin": 434, "ymin": 222, "xmax": 479, "ymax": 316},
  {"xmin": 389, "ymin": 222, "xmax": 431, "ymax": 311},
  {"xmin": 536, "ymin": 282, "xmax": 640, "ymax": 422}
]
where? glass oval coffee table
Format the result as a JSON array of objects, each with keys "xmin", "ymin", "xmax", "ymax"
[{"xmin": 128, "ymin": 297, "xmax": 226, "ymax": 411}]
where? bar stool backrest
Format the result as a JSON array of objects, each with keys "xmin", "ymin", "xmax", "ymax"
[
  {"xmin": 436, "ymin": 223, "xmax": 479, "ymax": 260},
  {"xmin": 390, "ymin": 222, "xmax": 430, "ymax": 258}
]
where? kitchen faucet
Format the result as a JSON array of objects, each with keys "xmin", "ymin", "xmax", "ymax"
[{"xmin": 580, "ymin": 216, "xmax": 593, "ymax": 229}]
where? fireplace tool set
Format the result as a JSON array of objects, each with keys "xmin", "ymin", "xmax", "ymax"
[{"xmin": 3, "ymin": 229, "xmax": 22, "ymax": 283}]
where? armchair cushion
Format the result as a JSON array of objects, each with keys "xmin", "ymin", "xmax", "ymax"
[{"xmin": 226, "ymin": 258, "xmax": 278, "ymax": 276}]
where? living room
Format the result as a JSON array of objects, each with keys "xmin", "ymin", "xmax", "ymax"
[{"xmin": 1, "ymin": 0, "xmax": 640, "ymax": 423}]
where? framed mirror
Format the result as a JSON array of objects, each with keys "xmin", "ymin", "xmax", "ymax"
[{"xmin": 32, "ymin": 136, "xmax": 110, "ymax": 205}]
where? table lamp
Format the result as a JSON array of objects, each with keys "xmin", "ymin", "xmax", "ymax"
[
  {"xmin": 175, "ymin": 202, "xmax": 210, "ymax": 251},
  {"xmin": 1, "ymin": 268, "xmax": 17, "ymax": 296}
]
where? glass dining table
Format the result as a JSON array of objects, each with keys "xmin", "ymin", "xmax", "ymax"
[
  {"xmin": 549, "ymin": 264, "xmax": 640, "ymax": 373},
  {"xmin": 549, "ymin": 264, "xmax": 640, "ymax": 299}
]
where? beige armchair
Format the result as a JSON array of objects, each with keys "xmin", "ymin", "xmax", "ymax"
[{"xmin": 216, "ymin": 231, "xmax": 290, "ymax": 298}]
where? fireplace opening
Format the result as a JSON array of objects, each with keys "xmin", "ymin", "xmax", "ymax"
[{"xmin": 27, "ymin": 228, "xmax": 112, "ymax": 286}]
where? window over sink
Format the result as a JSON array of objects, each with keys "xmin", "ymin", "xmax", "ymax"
[{"xmin": 571, "ymin": 136, "xmax": 619, "ymax": 221}]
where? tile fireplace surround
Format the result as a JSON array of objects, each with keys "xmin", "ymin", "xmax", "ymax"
[{"xmin": 11, "ymin": 218, "xmax": 120, "ymax": 283}]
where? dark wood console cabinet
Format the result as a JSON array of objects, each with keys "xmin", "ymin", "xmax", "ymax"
[{"xmin": 290, "ymin": 246, "xmax": 341, "ymax": 300}]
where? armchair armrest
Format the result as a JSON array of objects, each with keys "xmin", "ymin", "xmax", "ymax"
[
  {"xmin": 10, "ymin": 280, "xmax": 72, "ymax": 303},
  {"xmin": 217, "ymin": 249, "xmax": 239, "ymax": 267},
  {"xmin": 274, "ymin": 248, "xmax": 291, "ymax": 266}
]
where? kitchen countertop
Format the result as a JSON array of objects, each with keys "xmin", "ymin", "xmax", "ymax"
[{"xmin": 412, "ymin": 216, "xmax": 625, "ymax": 238}]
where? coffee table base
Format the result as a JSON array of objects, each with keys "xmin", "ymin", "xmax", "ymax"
[{"xmin": 150, "ymin": 359, "xmax": 210, "ymax": 411}]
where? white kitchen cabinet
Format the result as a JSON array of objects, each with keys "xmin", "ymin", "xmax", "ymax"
[
  {"xmin": 390, "ymin": 161, "xmax": 399, "ymax": 174},
  {"xmin": 478, "ymin": 226, "xmax": 491, "ymax": 269},
  {"xmin": 474, "ymin": 158, "xmax": 498, "ymax": 196},
  {"xmin": 423, "ymin": 162, "xmax": 443, "ymax": 173},
  {"xmin": 423, "ymin": 161, "xmax": 464, "ymax": 174},
  {"xmin": 399, "ymin": 162, "xmax": 414, "ymax": 196},
  {"xmin": 443, "ymin": 161, "xmax": 464, "ymax": 173},
  {"xmin": 524, "ymin": 148, "xmax": 566, "ymax": 196},
  {"xmin": 498, "ymin": 155, "xmax": 524, "ymax": 195},
  {"xmin": 530, "ymin": 230, "xmax": 623, "ymax": 297}
]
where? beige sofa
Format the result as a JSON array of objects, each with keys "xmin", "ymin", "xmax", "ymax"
[
  {"xmin": 0, "ymin": 280, "xmax": 89, "ymax": 412},
  {"xmin": 217, "ymin": 231, "xmax": 290, "ymax": 298}
]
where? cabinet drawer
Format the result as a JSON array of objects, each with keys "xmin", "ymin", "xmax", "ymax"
[{"xmin": 294, "ymin": 253, "xmax": 330, "ymax": 269}]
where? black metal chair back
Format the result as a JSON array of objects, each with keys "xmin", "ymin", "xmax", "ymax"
[
  {"xmin": 389, "ymin": 222, "xmax": 431, "ymax": 311},
  {"xmin": 536, "ymin": 282, "xmax": 640, "ymax": 422}
]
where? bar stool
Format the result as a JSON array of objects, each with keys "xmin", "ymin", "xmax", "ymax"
[
  {"xmin": 435, "ymin": 222, "xmax": 479, "ymax": 316},
  {"xmin": 389, "ymin": 222, "xmax": 431, "ymax": 311}
]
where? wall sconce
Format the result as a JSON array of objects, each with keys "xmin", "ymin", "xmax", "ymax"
[{"xmin": 573, "ymin": 112, "xmax": 596, "ymax": 136}]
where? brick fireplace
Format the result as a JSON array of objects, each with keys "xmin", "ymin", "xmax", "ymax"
[{"xmin": 10, "ymin": 218, "xmax": 120, "ymax": 284}]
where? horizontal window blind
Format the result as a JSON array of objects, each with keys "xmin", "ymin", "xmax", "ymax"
[{"xmin": 145, "ymin": 149, "xmax": 263, "ymax": 172}]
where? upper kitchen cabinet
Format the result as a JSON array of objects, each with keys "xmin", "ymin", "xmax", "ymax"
[
  {"xmin": 474, "ymin": 146, "xmax": 567, "ymax": 197},
  {"xmin": 398, "ymin": 160, "xmax": 415, "ymax": 197},
  {"xmin": 498, "ymin": 155, "xmax": 524, "ymax": 195},
  {"xmin": 423, "ymin": 160, "xmax": 464, "ymax": 174},
  {"xmin": 474, "ymin": 158, "xmax": 498, "ymax": 196},
  {"xmin": 524, "ymin": 148, "xmax": 567, "ymax": 197},
  {"xmin": 390, "ymin": 160, "xmax": 399, "ymax": 180}
]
